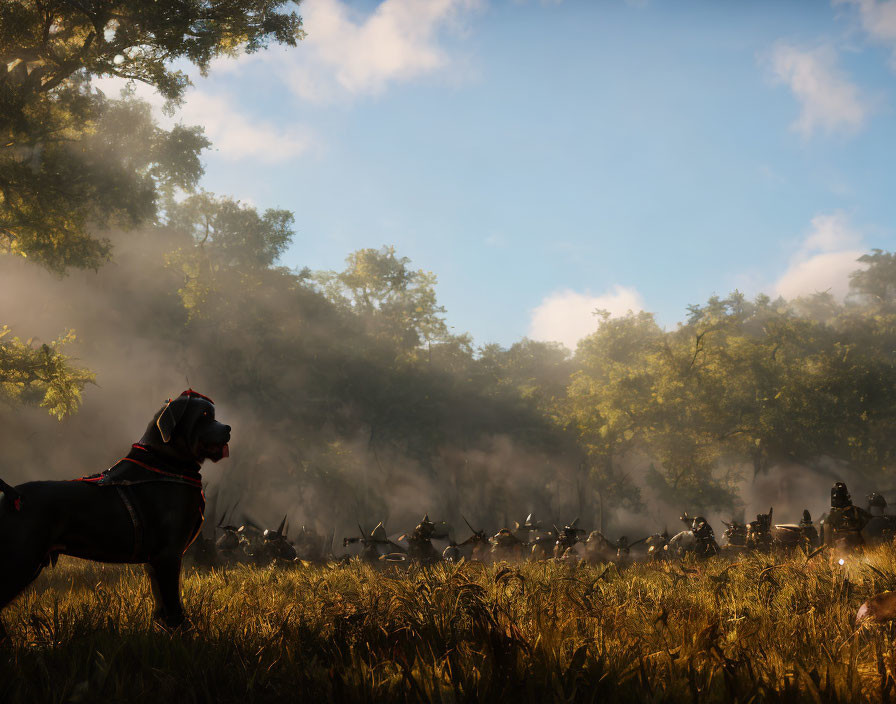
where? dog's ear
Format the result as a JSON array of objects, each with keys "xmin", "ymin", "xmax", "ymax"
[{"xmin": 156, "ymin": 397, "xmax": 188, "ymax": 443}]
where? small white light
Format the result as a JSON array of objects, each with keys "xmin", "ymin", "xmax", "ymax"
[{"xmin": 838, "ymin": 559, "xmax": 845, "ymax": 565}]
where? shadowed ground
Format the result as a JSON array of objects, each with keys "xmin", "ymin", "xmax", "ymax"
[{"xmin": 2, "ymin": 549, "xmax": 896, "ymax": 703}]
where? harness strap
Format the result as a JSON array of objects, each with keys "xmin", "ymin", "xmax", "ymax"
[
  {"xmin": 78, "ymin": 476, "xmax": 199, "ymax": 489},
  {"xmin": 120, "ymin": 457, "xmax": 203, "ymax": 489},
  {"xmin": 116, "ymin": 486, "xmax": 143, "ymax": 561}
]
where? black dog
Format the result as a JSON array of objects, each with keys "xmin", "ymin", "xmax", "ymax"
[{"xmin": 0, "ymin": 389, "xmax": 230, "ymax": 637}]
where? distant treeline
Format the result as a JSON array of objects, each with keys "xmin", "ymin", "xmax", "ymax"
[{"xmin": 3, "ymin": 2, "xmax": 895, "ymax": 534}]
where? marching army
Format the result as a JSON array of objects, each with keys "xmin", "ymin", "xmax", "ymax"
[{"xmin": 185, "ymin": 481, "xmax": 896, "ymax": 569}]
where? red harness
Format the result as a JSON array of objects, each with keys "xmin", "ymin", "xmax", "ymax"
[
  {"xmin": 75, "ymin": 445, "xmax": 204, "ymax": 490},
  {"xmin": 75, "ymin": 444, "xmax": 206, "ymax": 559}
]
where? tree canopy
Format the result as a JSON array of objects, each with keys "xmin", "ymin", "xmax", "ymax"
[{"xmin": 0, "ymin": 0, "xmax": 302, "ymax": 418}]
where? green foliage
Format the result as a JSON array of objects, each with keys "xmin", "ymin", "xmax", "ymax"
[
  {"xmin": 1, "ymin": 1, "xmax": 303, "ymax": 103},
  {"xmin": 0, "ymin": 0, "xmax": 302, "ymax": 417},
  {"xmin": 849, "ymin": 249, "xmax": 896, "ymax": 311},
  {"xmin": 315, "ymin": 246, "xmax": 450, "ymax": 356},
  {"xmin": 1, "ymin": 84, "xmax": 210, "ymax": 272},
  {"xmin": 560, "ymin": 255, "xmax": 896, "ymax": 515},
  {"xmin": 1, "ymin": 0, "xmax": 301, "ymax": 273},
  {"xmin": 0, "ymin": 325, "xmax": 93, "ymax": 418},
  {"xmin": 166, "ymin": 192, "xmax": 295, "ymax": 270}
]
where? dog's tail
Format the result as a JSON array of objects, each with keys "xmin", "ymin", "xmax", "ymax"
[{"xmin": 0, "ymin": 479, "xmax": 22, "ymax": 513}]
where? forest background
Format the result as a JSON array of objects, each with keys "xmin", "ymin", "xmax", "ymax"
[{"xmin": 2, "ymin": 0, "xmax": 896, "ymax": 542}]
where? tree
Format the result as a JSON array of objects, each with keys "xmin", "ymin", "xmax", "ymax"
[
  {"xmin": 166, "ymin": 192, "xmax": 295, "ymax": 270},
  {"xmin": 848, "ymin": 250, "xmax": 896, "ymax": 312},
  {"xmin": 0, "ymin": 0, "xmax": 303, "ymax": 415},
  {"xmin": 1, "ymin": 0, "xmax": 302, "ymax": 272},
  {"xmin": 0, "ymin": 326, "xmax": 93, "ymax": 418},
  {"xmin": 314, "ymin": 246, "xmax": 449, "ymax": 356}
]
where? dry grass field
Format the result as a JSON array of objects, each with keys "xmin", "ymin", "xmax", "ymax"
[{"xmin": 3, "ymin": 548, "xmax": 896, "ymax": 703}]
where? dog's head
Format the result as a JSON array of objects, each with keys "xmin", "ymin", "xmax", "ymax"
[{"xmin": 142, "ymin": 389, "xmax": 231, "ymax": 465}]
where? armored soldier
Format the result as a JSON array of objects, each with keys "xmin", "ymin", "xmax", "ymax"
[
  {"xmin": 553, "ymin": 519, "xmax": 586, "ymax": 559},
  {"xmin": 442, "ymin": 543, "xmax": 462, "ymax": 562},
  {"xmin": 253, "ymin": 516, "xmax": 297, "ymax": 565},
  {"xmin": 771, "ymin": 509, "xmax": 819, "ymax": 550},
  {"xmin": 215, "ymin": 525, "xmax": 242, "ymax": 561},
  {"xmin": 491, "ymin": 528, "xmax": 524, "ymax": 561},
  {"xmin": 799, "ymin": 510, "xmax": 819, "ymax": 548},
  {"xmin": 644, "ymin": 530, "xmax": 669, "ymax": 562},
  {"xmin": 823, "ymin": 482, "xmax": 870, "ymax": 551},
  {"xmin": 451, "ymin": 518, "xmax": 490, "ymax": 561},
  {"xmin": 582, "ymin": 530, "xmax": 615, "ymax": 564},
  {"xmin": 692, "ymin": 516, "xmax": 720, "ymax": 558},
  {"xmin": 258, "ymin": 531, "xmax": 297, "ymax": 564},
  {"xmin": 237, "ymin": 524, "xmax": 264, "ymax": 561},
  {"xmin": 512, "ymin": 514, "xmax": 542, "ymax": 546},
  {"xmin": 746, "ymin": 509, "xmax": 773, "ymax": 552},
  {"xmin": 344, "ymin": 522, "xmax": 405, "ymax": 563},
  {"xmin": 862, "ymin": 493, "xmax": 895, "ymax": 546},
  {"xmin": 529, "ymin": 529, "xmax": 558, "ymax": 561},
  {"xmin": 402, "ymin": 514, "xmax": 448, "ymax": 564},
  {"xmin": 294, "ymin": 525, "xmax": 326, "ymax": 562},
  {"xmin": 721, "ymin": 520, "xmax": 748, "ymax": 553}
]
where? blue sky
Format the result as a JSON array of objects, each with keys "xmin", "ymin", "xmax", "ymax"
[{"xmin": 100, "ymin": 0, "xmax": 896, "ymax": 349}]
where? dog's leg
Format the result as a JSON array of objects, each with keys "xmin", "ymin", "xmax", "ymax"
[
  {"xmin": 0, "ymin": 549, "xmax": 46, "ymax": 641},
  {"xmin": 145, "ymin": 554, "xmax": 186, "ymax": 630}
]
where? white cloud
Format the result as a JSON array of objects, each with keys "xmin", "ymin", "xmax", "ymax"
[
  {"xmin": 267, "ymin": 0, "xmax": 480, "ymax": 103},
  {"xmin": 769, "ymin": 43, "xmax": 870, "ymax": 137},
  {"xmin": 529, "ymin": 286, "xmax": 645, "ymax": 351},
  {"xmin": 835, "ymin": 0, "xmax": 896, "ymax": 61},
  {"xmin": 178, "ymin": 91, "xmax": 311, "ymax": 163},
  {"xmin": 774, "ymin": 213, "xmax": 866, "ymax": 300},
  {"xmin": 92, "ymin": 76, "xmax": 311, "ymax": 164}
]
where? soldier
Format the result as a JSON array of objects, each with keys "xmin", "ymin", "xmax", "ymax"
[
  {"xmin": 294, "ymin": 525, "xmax": 326, "ymax": 562},
  {"xmin": 822, "ymin": 482, "xmax": 870, "ymax": 552},
  {"xmin": 401, "ymin": 514, "xmax": 448, "ymax": 564},
  {"xmin": 491, "ymin": 528, "xmax": 524, "ymax": 561},
  {"xmin": 862, "ymin": 493, "xmax": 895, "ymax": 546},
  {"xmin": 237, "ymin": 524, "xmax": 264, "ymax": 562},
  {"xmin": 553, "ymin": 519, "xmax": 586, "ymax": 559},
  {"xmin": 448, "ymin": 517, "xmax": 490, "ymax": 562},
  {"xmin": 582, "ymin": 530, "xmax": 615, "ymax": 564},
  {"xmin": 692, "ymin": 516, "xmax": 720, "ymax": 558},
  {"xmin": 529, "ymin": 528, "xmax": 558, "ymax": 561},
  {"xmin": 721, "ymin": 520, "xmax": 748, "ymax": 553},
  {"xmin": 615, "ymin": 536, "xmax": 632, "ymax": 564},
  {"xmin": 746, "ymin": 509, "xmax": 773, "ymax": 552},
  {"xmin": 344, "ymin": 522, "xmax": 405, "ymax": 563},
  {"xmin": 644, "ymin": 530, "xmax": 669, "ymax": 562},
  {"xmin": 258, "ymin": 525, "xmax": 297, "ymax": 565},
  {"xmin": 512, "ymin": 514, "xmax": 542, "ymax": 547},
  {"xmin": 799, "ymin": 510, "xmax": 819, "ymax": 548},
  {"xmin": 772, "ymin": 509, "xmax": 819, "ymax": 550},
  {"xmin": 442, "ymin": 542, "xmax": 462, "ymax": 563},
  {"xmin": 215, "ymin": 525, "xmax": 242, "ymax": 561}
]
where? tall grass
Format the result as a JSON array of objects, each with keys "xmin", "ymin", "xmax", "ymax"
[{"xmin": 3, "ymin": 548, "xmax": 896, "ymax": 703}]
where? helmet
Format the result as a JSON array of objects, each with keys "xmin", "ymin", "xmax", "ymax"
[
  {"xmin": 693, "ymin": 517, "xmax": 714, "ymax": 539},
  {"xmin": 868, "ymin": 492, "xmax": 887, "ymax": 510},
  {"xmin": 831, "ymin": 482, "xmax": 851, "ymax": 509},
  {"xmin": 800, "ymin": 509, "xmax": 813, "ymax": 526},
  {"xmin": 415, "ymin": 514, "xmax": 435, "ymax": 538}
]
